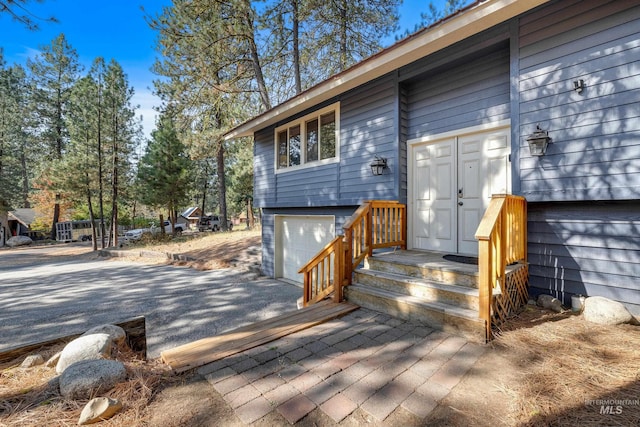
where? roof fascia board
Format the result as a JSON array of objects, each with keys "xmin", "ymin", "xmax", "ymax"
[{"xmin": 225, "ymin": 0, "xmax": 550, "ymax": 140}]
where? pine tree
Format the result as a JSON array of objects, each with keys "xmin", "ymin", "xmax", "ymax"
[
  {"xmin": 27, "ymin": 33, "xmax": 82, "ymax": 239},
  {"xmin": 102, "ymin": 59, "xmax": 140, "ymax": 246},
  {"xmin": 137, "ymin": 112, "xmax": 193, "ymax": 227}
]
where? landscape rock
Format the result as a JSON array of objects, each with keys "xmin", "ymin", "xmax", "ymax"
[
  {"xmin": 82, "ymin": 324, "xmax": 127, "ymax": 347},
  {"xmin": 20, "ymin": 354, "xmax": 44, "ymax": 368},
  {"xmin": 59, "ymin": 359, "xmax": 126, "ymax": 400},
  {"xmin": 537, "ymin": 294, "xmax": 564, "ymax": 313},
  {"xmin": 56, "ymin": 333, "xmax": 112, "ymax": 374},
  {"xmin": 78, "ymin": 397, "xmax": 123, "ymax": 425},
  {"xmin": 6, "ymin": 235, "xmax": 32, "ymax": 247},
  {"xmin": 583, "ymin": 296, "xmax": 632, "ymax": 325}
]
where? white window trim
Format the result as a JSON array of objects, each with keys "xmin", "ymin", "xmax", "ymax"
[{"xmin": 274, "ymin": 102, "xmax": 340, "ymax": 174}]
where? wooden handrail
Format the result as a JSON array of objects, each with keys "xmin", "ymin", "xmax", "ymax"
[
  {"xmin": 475, "ymin": 194, "xmax": 527, "ymax": 341},
  {"xmin": 299, "ymin": 200, "xmax": 406, "ymax": 307}
]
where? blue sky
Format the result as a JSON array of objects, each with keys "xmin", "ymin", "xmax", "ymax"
[{"xmin": 0, "ymin": 0, "xmax": 443, "ymax": 139}]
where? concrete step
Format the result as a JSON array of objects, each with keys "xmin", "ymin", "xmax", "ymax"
[
  {"xmin": 353, "ymin": 269, "xmax": 479, "ymax": 311},
  {"xmin": 344, "ymin": 283, "xmax": 486, "ymax": 343},
  {"xmin": 366, "ymin": 250, "xmax": 479, "ymax": 288}
]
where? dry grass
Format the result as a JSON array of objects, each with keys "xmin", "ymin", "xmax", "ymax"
[
  {"xmin": 112, "ymin": 228, "xmax": 261, "ymax": 271},
  {"xmin": 493, "ymin": 305, "xmax": 640, "ymax": 426},
  {"xmin": 0, "ymin": 343, "xmax": 182, "ymax": 426}
]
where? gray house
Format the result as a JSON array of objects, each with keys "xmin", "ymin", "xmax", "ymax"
[{"xmin": 225, "ymin": 0, "xmax": 640, "ymax": 319}]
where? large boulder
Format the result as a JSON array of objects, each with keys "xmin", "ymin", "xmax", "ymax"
[
  {"xmin": 583, "ymin": 296, "xmax": 632, "ymax": 325},
  {"xmin": 78, "ymin": 397, "xmax": 123, "ymax": 425},
  {"xmin": 59, "ymin": 359, "xmax": 126, "ymax": 400},
  {"xmin": 81, "ymin": 324, "xmax": 127, "ymax": 347},
  {"xmin": 56, "ymin": 333, "xmax": 112, "ymax": 374},
  {"xmin": 7, "ymin": 235, "xmax": 32, "ymax": 247}
]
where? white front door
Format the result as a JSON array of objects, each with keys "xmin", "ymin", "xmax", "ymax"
[{"xmin": 410, "ymin": 125, "xmax": 511, "ymax": 255}]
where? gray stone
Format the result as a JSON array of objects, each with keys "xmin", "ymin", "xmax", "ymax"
[
  {"xmin": 82, "ymin": 324, "xmax": 127, "ymax": 347},
  {"xmin": 59, "ymin": 359, "xmax": 126, "ymax": 400},
  {"xmin": 583, "ymin": 296, "xmax": 632, "ymax": 325},
  {"xmin": 20, "ymin": 354, "xmax": 44, "ymax": 368},
  {"xmin": 7, "ymin": 235, "xmax": 32, "ymax": 247},
  {"xmin": 56, "ymin": 333, "xmax": 112, "ymax": 374},
  {"xmin": 78, "ymin": 397, "xmax": 123, "ymax": 425},
  {"xmin": 537, "ymin": 294, "xmax": 563, "ymax": 313}
]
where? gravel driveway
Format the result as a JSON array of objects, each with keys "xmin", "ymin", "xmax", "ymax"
[{"xmin": 0, "ymin": 246, "xmax": 301, "ymax": 358}]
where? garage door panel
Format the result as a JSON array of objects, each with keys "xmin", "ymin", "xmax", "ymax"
[{"xmin": 278, "ymin": 216, "xmax": 335, "ymax": 283}]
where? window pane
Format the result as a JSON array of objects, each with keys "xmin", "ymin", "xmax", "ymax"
[
  {"xmin": 306, "ymin": 119, "xmax": 319, "ymax": 162},
  {"xmin": 289, "ymin": 125, "xmax": 301, "ymax": 166},
  {"xmin": 320, "ymin": 112, "xmax": 336, "ymax": 160},
  {"xmin": 278, "ymin": 131, "xmax": 288, "ymax": 168}
]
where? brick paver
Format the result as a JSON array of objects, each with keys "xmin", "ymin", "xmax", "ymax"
[
  {"xmin": 235, "ymin": 396, "xmax": 273, "ymax": 424},
  {"xmin": 198, "ymin": 308, "xmax": 483, "ymax": 425},
  {"xmin": 277, "ymin": 395, "xmax": 316, "ymax": 424},
  {"xmin": 320, "ymin": 393, "xmax": 358, "ymax": 422}
]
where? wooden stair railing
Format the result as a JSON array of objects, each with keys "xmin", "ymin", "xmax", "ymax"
[
  {"xmin": 299, "ymin": 200, "xmax": 406, "ymax": 307},
  {"xmin": 475, "ymin": 194, "xmax": 528, "ymax": 342}
]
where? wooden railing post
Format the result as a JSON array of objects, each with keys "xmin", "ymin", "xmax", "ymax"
[
  {"xmin": 478, "ymin": 238, "xmax": 492, "ymax": 341},
  {"xmin": 333, "ymin": 237, "xmax": 343, "ymax": 303},
  {"xmin": 365, "ymin": 203, "xmax": 373, "ymax": 257},
  {"xmin": 343, "ymin": 232, "xmax": 353, "ymax": 286}
]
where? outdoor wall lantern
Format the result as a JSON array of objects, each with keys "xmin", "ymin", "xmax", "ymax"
[
  {"xmin": 573, "ymin": 79, "xmax": 585, "ymax": 94},
  {"xmin": 370, "ymin": 156, "xmax": 388, "ymax": 176},
  {"xmin": 527, "ymin": 125, "xmax": 552, "ymax": 157}
]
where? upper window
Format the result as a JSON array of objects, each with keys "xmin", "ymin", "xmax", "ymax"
[{"xmin": 275, "ymin": 103, "xmax": 339, "ymax": 172}]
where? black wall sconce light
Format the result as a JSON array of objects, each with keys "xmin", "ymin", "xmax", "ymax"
[
  {"xmin": 573, "ymin": 79, "xmax": 585, "ymax": 94},
  {"xmin": 370, "ymin": 156, "xmax": 388, "ymax": 176},
  {"xmin": 527, "ymin": 125, "xmax": 552, "ymax": 157}
]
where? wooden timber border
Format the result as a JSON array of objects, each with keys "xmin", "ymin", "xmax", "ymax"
[{"xmin": 0, "ymin": 316, "xmax": 146, "ymax": 365}]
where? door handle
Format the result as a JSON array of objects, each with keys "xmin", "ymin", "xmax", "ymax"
[{"xmin": 458, "ymin": 201, "xmax": 464, "ymax": 206}]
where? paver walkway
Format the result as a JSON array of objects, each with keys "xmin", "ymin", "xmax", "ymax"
[{"xmin": 197, "ymin": 307, "xmax": 486, "ymax": 424}]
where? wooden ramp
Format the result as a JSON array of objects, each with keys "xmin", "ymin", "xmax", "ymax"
[{"xmin": 161, "ymin": 300, "xmax": 359, "ymax": 373}]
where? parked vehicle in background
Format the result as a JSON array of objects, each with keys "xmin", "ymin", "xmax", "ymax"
[
  {"xmin": 123, "ymin": 221, "xmax": 187, "ymax": 243},
  {"xmin": 162, "ymin": 220, "xmax": 187, "ymax": 235},
  {"xmin": 56, "ymin": 220, "xmax": 102, "ymax": 242},
  {"xmin": 198, "ymin": 215, "xmax": 233, "ymax": 232}
]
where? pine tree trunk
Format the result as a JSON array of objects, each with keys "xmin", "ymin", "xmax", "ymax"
[
  {"xmin": 241, "ymin": 0, "xmax": 271, "ymax": 110},
  {"xmin": 292, "ymin": 0, "xmax": 301, "ymax": 94},
  {"xmin": 217, "ymin": 142, "xmax": 228, "ymax": 231}
]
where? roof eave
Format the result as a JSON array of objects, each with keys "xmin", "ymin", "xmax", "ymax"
[{"xmin": 224, "ymin": 0, "xmax": 549, "ymax": 140}]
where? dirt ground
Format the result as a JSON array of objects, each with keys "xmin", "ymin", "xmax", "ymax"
[{"xmin": 2, "ymin": 230, "xmax": 639, "ymax": 426}]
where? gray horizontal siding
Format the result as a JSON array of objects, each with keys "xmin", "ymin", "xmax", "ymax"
[
  {"xmin": 405, "ymin": 46, "xmax": 511, "ymax": 140},
  {"xmin": 254, "ymin": 127, "xmax": 276, "ymax": 208},
  {"xmin": 527, "ymin": 201, "xmax": 640, "ymax": 315},
  {"xmin": 253, "ymin": 73, "xmax": 400, "ymax": 209},
  {"xmin": 517, "ymin": 0, "xmax": 640, "ymax": 202}
]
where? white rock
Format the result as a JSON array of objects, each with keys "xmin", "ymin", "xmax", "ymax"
[
  {"xmin": 59, "ymin": 359, "xmax": 126, "ymax": 400},
  {"xmin": 583, "ymin": 296, "xmax": 632, "ymax": 325},
  {"xmin": 78, "ymin": 397, "xmax": 123, "ymax": 425},
  {"xmin": 82, "ymin": 325, "xmax": 127, "ymax": 347},
  {"xmin": 56, "ymin": 333, "xmax": 112, "ymax": 374},
  {"xmin": 7, "ymin": 235, "xmax": 32, "ymax": 247},
  {"xmin": 21, "ymin": 354, "xmax": 44, "ymax": 368},
  {"xmin": 537, "ymin": 294, "xmax": 563, "ymax": 313}
]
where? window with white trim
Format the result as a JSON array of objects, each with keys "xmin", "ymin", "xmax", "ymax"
[{"xmin": 275, "ymin": 103, "xmax": 339, "ymax": 171}]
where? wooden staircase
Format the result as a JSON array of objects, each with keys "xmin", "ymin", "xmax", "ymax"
[
  {"xmin": 298, "ymin": 196, "xmax": 529, "ymax": 343},
  {"xmin": 345, "ymin": 250, "xmax": 486, "ymax": 343}
]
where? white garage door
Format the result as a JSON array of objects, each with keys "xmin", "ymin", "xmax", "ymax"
[{"xmin": 276, "ymin": 215, "xmax": 335, "ymax": 283}]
